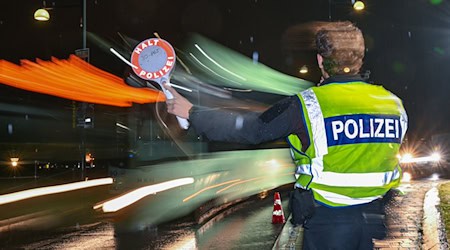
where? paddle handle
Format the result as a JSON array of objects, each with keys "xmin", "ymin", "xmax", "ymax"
[{"xmin": 161, "ymin": 83, "xmax": 190, "ymax": 130}]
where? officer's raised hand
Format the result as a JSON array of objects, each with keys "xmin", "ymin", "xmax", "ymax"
[{"xmin": 164, "ymin": 83, "xmax": 193, "ymax": 119}]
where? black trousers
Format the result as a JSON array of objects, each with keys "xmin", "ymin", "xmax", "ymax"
[{"xmin": 302, "ymin": 199, "xmax": 386, "ymax": 250}]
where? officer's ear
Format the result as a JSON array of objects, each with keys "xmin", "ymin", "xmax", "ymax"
[{"xmin": 317, "ymin": 54, "xmax": 324, "ymax": 69}]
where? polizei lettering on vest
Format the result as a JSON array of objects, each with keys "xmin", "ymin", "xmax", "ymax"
[{"xmin": 326, "ymin": 114, "xmax": 401, "ymax": 146}]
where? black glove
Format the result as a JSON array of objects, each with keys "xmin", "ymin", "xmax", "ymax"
[{"xmin": 289, "ymin": 188, "xmax": 316, "ymax": 226}]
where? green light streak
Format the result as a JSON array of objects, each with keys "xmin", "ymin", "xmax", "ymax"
[
  {"xmin": 429, "ymin": 0, "xmax": 443, "ymax": 5},
  {"xmin": 179, "ymin": 34, "xmax": 313, "ymax": 96}
]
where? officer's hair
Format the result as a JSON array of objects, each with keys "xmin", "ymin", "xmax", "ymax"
[{"xmin": 315, "ymin": 21, "xmax": 365, "ymax": 76}]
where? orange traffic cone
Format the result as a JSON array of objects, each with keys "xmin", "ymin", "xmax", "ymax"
[{"xmin": 272, "ymin": 192, "xmax": 285, "ymax": 224}]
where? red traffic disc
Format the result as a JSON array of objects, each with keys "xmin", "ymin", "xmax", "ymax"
[{"xmin": 130, "ymin": 38, "xmax": 176, "ymax": 81}]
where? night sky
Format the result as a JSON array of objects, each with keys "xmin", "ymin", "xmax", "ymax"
[{"xmin": 1, "ymin": 0, "xmax": 449, "ymax": 145}]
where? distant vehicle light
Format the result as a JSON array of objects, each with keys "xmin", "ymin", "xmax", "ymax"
[
  {"xmin": 401, "ymin": 153, "xmax": 413, "ymax": 163},
  {"xmin": 429, "ymin": 173, "xmax": 440, "ymax": 181},
  {"xmin": 400, "ymin": 152, "xmax": 442, "ymax": 164},
  {"xmin": 430, "ymin": 153, "xmax": 441, "ymax": 161},
  {"xmin": 402, "ymin": 172, "xmax": 412, "ymax": 182}
]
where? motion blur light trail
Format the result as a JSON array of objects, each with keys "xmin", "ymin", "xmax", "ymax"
[
  {"xmin": 0, "ymin": 178, "xmax": 113, "ymax": 205},
  {"xmin": 107, "ymin": 149, "xmax": 296, "ymax": 231},
  {"xmin": 183, "ymin": 179, "xmax": 242, "ymax": 202},
  {"xmin": 216, "ymin": 177, "xmax": 263, "ymax": 194},
  {"xmin": 178, "ymin": 34, "xmax": 313, "ymax": 95},
  {"xmin": 96, "ymin": 177, "xmax": 194, "ymax": 212},
  {"xmin": 0, "ymin": 55, "xmax": 164, "ymax": 107}
]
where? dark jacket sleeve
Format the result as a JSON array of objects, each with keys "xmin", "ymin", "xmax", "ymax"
[{"xmin": 188, "ymin": 96, "xmax": 307, "ymax": 145}]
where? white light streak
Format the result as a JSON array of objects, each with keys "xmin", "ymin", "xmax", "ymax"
[
  {"xmin": 98, "ymin": 177, "xmax": 194, "ymax": 213},
  {"xmin": 189, "ymin": 53, "xmax": 231, "ymax": 81},
  {"xmin": 0, "ymin": 178, "xmax": 113, "ymax": 205},
  {"xmin": 194, "ymin": 44, "xmax": 247, "ymax": 81},
  {"xmin": 400, "ymin": 155, "xmax": 441, "ymax": 164},
  {"xmin": 110, "ymin": 48, "xmax": 138, "ymax": 69},
  {"xmin": 167, "ymin": 82, "xmax": 193, "ymax": 93},
  {"xmin": 115, "ymin": 122, "xmax": 130, "ymax": 131}
]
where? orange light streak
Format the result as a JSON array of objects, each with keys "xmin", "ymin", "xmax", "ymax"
[
  {"xmin": 216, "ymin": 172, "xmax": 295, "ymax": 194},
  {"xmin": 215, "ymin": 177, "xmax": 265, "ymax": 194},
  {"xmin": 0, "ymin": 55, "xmax": 165, "ymax": 107},
  {"xmin": 182, "ymin": 179, "xmax": 241, "ymax": 202}
]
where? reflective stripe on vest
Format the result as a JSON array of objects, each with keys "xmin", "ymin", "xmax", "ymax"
[
  {"xmin": 313, "ymin": 189, "xmax": 381, "ymax": 206},
  {"xmin": 301, "ymin": 89, "xmax": 328, "ymax": 157},
  {"xmin": 296, "ymin": 164, "xmax": 401, "ymax": 187}
]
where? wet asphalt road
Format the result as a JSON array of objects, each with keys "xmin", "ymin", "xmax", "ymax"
[
  {"xmin": 1, "ymin": 190, "xmax": 290, "ymax": 250},
  {"xmin": 2, "ymin": 167, "xmax": 446, "ymax": 249}
]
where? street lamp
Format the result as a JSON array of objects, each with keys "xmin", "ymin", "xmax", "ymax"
[
  {"xmin": 10, "ymin": 157, "xmax": 19, "ymax": 167},
  {"xmin": 353, "ymin": 1, "xmax": 365, "ymax": 11},
  {"xmin": 299, "ymin": 65, "xmax": 308, "ymax": 74},
  {"xmin": 34, "ymin": 8, "xmax": 50, "ymax": 21},
  {"xmin": 329, "ymin": 0, "xmax": 366, "ymax": 20},
  {"xmin": 34, "ymin": 0, "xmax": 87, "ymax": 50}
]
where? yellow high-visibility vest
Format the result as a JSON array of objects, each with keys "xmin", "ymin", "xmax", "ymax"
[{"xmin": 288, "ymin": 81, "xmax": 408, "ymax": 207}]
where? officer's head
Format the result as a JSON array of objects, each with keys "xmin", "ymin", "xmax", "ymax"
[{"xmin": 315, "ymin": 21, "xmax": 365, "ymax": 78}]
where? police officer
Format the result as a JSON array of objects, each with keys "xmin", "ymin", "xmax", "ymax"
[{"xmin": 165, "ymin": 21, "xmax": 408, "ymax": 249}]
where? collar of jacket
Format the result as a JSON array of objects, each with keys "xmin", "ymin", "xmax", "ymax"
[{"xmin": 320, "ymin": 74, "xmax": 366, "ymax": 86}]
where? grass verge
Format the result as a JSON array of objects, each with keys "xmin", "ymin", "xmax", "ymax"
[{"xmin": 438, "ymin": 181, "xmax": 450, "ymax": 243}]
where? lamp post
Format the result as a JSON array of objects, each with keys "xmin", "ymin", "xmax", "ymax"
[
  {"xmin": 34, "ymin": 160, "xmax": 38, "ymax": 180},
  {"xmin": 82, "ymin": 0, "xmax": 86, "ymax": 50},
  {"xmin": 34, "ymin": 0, "xmax": 89, "ymax": 180}
]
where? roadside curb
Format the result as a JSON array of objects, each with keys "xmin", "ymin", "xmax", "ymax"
[
  {"xmin": 422, "ymin": 185, "xmax": 449, "ymax": 250},
  {"xmin": 272, "ymin": 181, "xmax": 449, "ymax": 249},
  {"xmin": 272, "ymin": 214, "xmax": 303, "ymax": 250}
]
